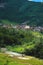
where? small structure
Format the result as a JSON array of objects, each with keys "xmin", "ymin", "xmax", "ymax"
[
  {"xmin": 33, "ymin": 26, "xmax": 43, "ymax": 32},
  {"xmin": 16, "ymin": 24, "xmax": 30, "ymax": 30},
  {"xmin": 24, "ymin": 25, "xmax": 30, "ymax": 30}
]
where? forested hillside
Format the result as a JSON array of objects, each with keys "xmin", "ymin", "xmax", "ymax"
[
  {"xmin": 0, "ymin": 0, "xmax": 43, "ymax": 26},
  {"xmin": 0, "ymin": 27, "xmax": 43, "ymax": 59}
]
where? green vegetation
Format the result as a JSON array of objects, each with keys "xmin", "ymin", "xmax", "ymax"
[
  {"xmin": 0, "ymin": 53, "xmax": 43, "ymax": 65},
  {"xmin": 0, "ymin": 27, "xmax": 43, "ymax": 59},
  {"xmin": 0, "ymin": 0, "xmax": 43, "ymax": 65},
  {"xmin": 0, "ymin": 0, "xmax": 43, "ymax": 26},
  {"xmin": 1, "ymin": 20, "xmax": 17, "ymax": 25}
]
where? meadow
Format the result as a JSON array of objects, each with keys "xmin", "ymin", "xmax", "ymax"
[{"xmin": 0, "ymin": 53, "xmax": 43, "ymax": 65}]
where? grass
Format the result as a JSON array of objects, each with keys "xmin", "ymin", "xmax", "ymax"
[
  {"xmin": 1, "ymin": 19, "xmax": 17, "ymax": 25},
  {"xmin": 6, "ymin": 46, "xmax": 25, "ymax": 53},
  {"xmin": 0, "ymin": 53, "xmax": 43, "ymax": 65},
  {"xmin": 6, "ymin": 43, "xmax": 36, "ymax": 53}
]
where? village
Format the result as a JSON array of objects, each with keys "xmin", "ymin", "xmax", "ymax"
[{"xmin": 0, "ymin": 23, "xmax": 43, "ymax": 32}]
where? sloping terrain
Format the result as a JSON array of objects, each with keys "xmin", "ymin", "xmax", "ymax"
[
  {"xmin": 0, "ymin": 27, "xmax": 43, "ymax": 59},
  {"xmin": 0, "ymin": 0, "xmax": 43, "ymax": 26},
  {"xmin": 0, "ymin": 53, "xmax": 43, "ymax": 65}
]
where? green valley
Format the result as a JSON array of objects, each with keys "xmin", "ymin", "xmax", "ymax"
[{"xmin": 0, "ymin": 0, "xmax": 43, "ymax": 65}]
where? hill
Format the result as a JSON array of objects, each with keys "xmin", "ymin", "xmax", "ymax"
[
  {"xmin": 0, "ymin": 0, "xmax": 43, "ymax": 26},
  {"xmin": 0, "ymin": 27, "xmax": 43, "ymax": 59}
]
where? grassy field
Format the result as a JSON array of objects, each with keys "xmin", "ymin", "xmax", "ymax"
[{"xmin": 0, "ymin": 53, "xmax": 43, "ymax": 65}]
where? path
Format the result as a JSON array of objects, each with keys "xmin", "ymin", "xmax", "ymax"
[{"xmin": 5, "ymin": 51, "xmax": 33, "ymax": 60}]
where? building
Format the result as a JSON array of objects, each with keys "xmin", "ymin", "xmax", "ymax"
[
  {"xmin": 16, "ymin": 24, "xmax": 30, "ymax": 30},
  {"xmin": 33, "ymin": 26, "xmax": 43, "ymax": 31}
]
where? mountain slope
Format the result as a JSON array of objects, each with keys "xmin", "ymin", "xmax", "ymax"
[{"xmin": 0, "ymin": 0, "xmax": 43, "ymax": 26}]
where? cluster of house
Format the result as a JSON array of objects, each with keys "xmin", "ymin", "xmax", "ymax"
[
  {"xmin": 0, "ymin": 23, "xmax": 30, "ymax": 29},
  {"xmin": 32, "ymin": 26, "xmax": 43, "ymax": 32},
  {"xmin": 0, "ymin": 23, "xmax": 43, "ymax": 32},
  {"xmin": 0, "ymin": 23, "xmax": 12, "ymax": 28}
]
